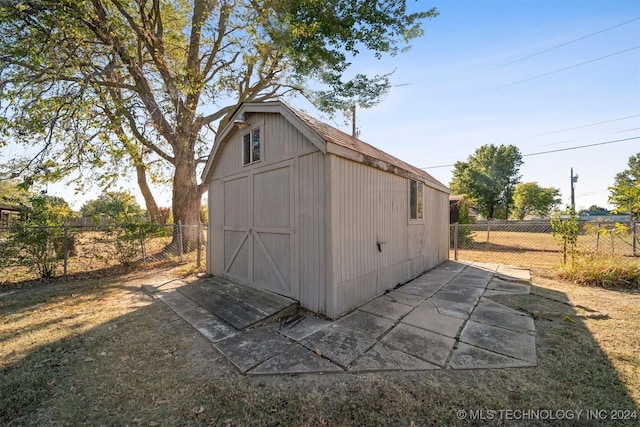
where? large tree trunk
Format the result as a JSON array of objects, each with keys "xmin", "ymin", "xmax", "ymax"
[
  {"xmin": 171, "ymin": 158, "xmax": 203, "ymax": 252},
  {"xmin": 135, "ymin": 163, "xmax": 162, "ymax": 223}
]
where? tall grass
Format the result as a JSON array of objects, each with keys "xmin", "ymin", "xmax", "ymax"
[{"xmin": 556, "ymin": 255, "xmax": 640, "ymax": 290}]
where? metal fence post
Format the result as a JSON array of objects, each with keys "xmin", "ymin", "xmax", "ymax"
[
  {"xmin": 177, "ymin": 220, "xmax": 184, "ymax": 262},
  {"xmin": 633, "ymin": 220, "xmax": 637, "ymax": 257},
  {"xmin": 140, "ymin": 225, "xmax": 147, "ymax": 266},
  {"xmin": 196, "ymin": 222, "xmax": 202, "ymax": 269},
  {"xmin": 454, "ymin": 222, "xmax": 459, "ymax": 261},
  {"xmin": 63, "ymin": 225, "xmax": 68, "ymax": 277}
]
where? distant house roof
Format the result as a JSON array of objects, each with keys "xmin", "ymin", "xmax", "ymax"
[
  {"xmin": 202, "ymin": 101, "xmax": 449, "ymax": 193},
  {"xmin": 0, "ymin": 202, "xmax": 21, "ymax": 212}
]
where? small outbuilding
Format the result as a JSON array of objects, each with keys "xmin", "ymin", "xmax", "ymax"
[{"xmin": 202, "ymin": 101, "xmax": 450, "ymax": 318}]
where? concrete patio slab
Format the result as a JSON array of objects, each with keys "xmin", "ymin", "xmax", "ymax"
[
  {"xmin": 460, "ymin": 320, "xmax": 537, "ymax": 364},
  {"xmin": 273, "ymin": 313, "xmax": 331, "ymax": 341},
  {"xmin": 301, "ymin": 324, "xmax": 378, "ymax": 368},
  {"xmin": 487, "ymin": 278, "xmax": 531, "ymax": 295},
  {"xmin": 382, "ymin": 291, "xmax": 427, "ymax": 307},
  {"xmin": 475, "ymin": 298, "xmax": 528, "ymax": 316},
  {"xmin": 496, "ymin": 265, "xmax": 531, "ymax": 282},
  {"xmin": 178, "ymin": 278, "xmax": 297, "ymax": 330},
  {"xmin": 382, "ymin": 323, "xmax": 456, "ymax": 367},
  {"xmin": 449, "ymin": 343, "xmax": 536, "ymax": 369},
  {"xmin": 428, "ymin": 296, "xmax": 477, "ymax": 319},
  {"xmin": 149, "ymin": 260, "xmax": 539, "ymax": 375},
  {"xmin": 441, "ymin": 281, "xmax": 486, "ymax": 296},
  {"xmin": 250, "ymin": 343, "xmax": 342, "ymax": 375},
  {"xmin": 395, "ymin": 281, "xmax": 443, "ymax": 298},
  {"xmin": 159, "ymin": 291, "xmax": 238, "ymax": 342},
  {"xmin": 334, "ymin": 310, "xmax": 395, "ymax": 339},
  {"xmin": 215, "ymin": 326, "xmax": 292, "ymax": 373},
  {"xmin": 349, "ymin": 343, "xmax": 401, "ymax": 371},
  {"xmin": 359, "ymin": 298, "xmax": 414, "ymax": 321},
  {"xmin": 388, "ymin": 348, "xmax": 441, "ymax": 370},
  {"xmin": 402, "ymin": 302, "xmax": 465, "ymax": 338},
  {"xmin": 470, "ymin": 304, "xmax": 535, "ymax": 333}
]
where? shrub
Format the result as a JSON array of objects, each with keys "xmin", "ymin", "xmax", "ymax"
[{"xmin": 556, "ymin": 254, "xmax": 639, "ymax": 290}]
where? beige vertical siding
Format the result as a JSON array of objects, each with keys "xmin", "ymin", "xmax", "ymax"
[
  {"xmin": 207, "ymin": 111, "xmax": 325, "ymax": 309},
  {"xmin": 297, "ymin": 151, "xmax": 326, "ymax": 313},
  {"xmin": 327, "ymin": 155, "xmax": 448, "ymax": 317}
]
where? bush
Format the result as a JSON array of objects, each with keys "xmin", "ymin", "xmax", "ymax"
[{"xmin": 556, "ymin": 254, "xmax": 640, "ymax": 290}]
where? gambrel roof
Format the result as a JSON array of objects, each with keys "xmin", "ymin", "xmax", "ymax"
[{"xmin": 202, "ymin": 101, "xmax": 449, "ymax": 193}]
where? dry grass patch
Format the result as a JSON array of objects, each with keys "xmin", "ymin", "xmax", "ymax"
[{"xmin": 1, "ymin": 266, "xmax": 639, "ymax": 426}]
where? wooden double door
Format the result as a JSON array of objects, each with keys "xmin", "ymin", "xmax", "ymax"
[{"xmin": 222, "ymin": 161, "xmax": 297, "ymax": 299}]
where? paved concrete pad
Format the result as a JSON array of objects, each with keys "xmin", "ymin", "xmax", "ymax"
[
  {"xmin": 382, "ymin": 291, "xmax": 427, "ymax": 307},
  {"xmin": 335, "ymin": 310, "xmax": 395, "ymax": 339},
  {"xmin": 487, "ymin": 278, "xmax": 531, "ymax": 294},
  {"xmin": 301, "ymin": 324, "xmax": 378, "ymax": 368},
  {"xmin": 428, "ymin": 296, "xmax": 477, "ymax": 319},
  {"xmin": 349, "ymin": 343, "xmax": 401, "ymax": 371},
  {"xmin": 402, "ymin": 302, "xmax": 465, "ymax": 338},
  {"xmin": 149, "ymin": 260, "xmax": 538, "ymax": 375},
  {"xmin": 273, "ymin": 313, "xmax": 331, "ymax": 341},
  {"xmin": 395, "ymin": 281, "xmax": 443, "ymax": 298},
  {"xmin": 159, "ymin": 291, "xmax": 238, "ymax": 342},
  {"xmin": 460, "ymin": 320, "xmax": 537, "ymax": 364},
  {"xmin": 216, "ymin": 326, "xmax": 292, "ymax": 373},
  {"xmin": 470, "ymin": 304, "xmax": 535, "ymax": 333},
  {"xmin": 382, "ymin": 323, "xmax": 456, "ymax": 367},
  {"xmin": 251, "ymin": 344, "xmax": 342, "ymax": 374},
  {"xmin": 178, "ymin": 278, "xmax": 297, "ymax": 330},
  {"xmin": 359, "ymin": 297, "xmax": 414, "ymax": 321},
  {"xmin": 449, "ymin": 343, "xmax": 535, "ymax": 369}
]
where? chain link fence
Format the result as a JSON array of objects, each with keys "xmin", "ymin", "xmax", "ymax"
[
  {"xmin": 0, "ymin": 223, "xmax": 207, "ymax": 284},
  {"xmin": 450, "ymin": 220, "xmax": 638, "ymax": 270}
]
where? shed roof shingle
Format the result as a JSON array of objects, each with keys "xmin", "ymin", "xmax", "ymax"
[{"xmin": 287, "ymin": 105, "xmax": 447, "ymax": 191}]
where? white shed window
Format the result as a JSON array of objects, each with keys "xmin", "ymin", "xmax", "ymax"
[
  {"xmin": 242, "ymin": 129, "xmax": 261, "ymax": 165},
  {"xmin": 409, "ymin": 179, "xmax": 423, "ymax": 220}
]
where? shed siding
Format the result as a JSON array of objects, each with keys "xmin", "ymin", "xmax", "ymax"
[
  {"xmin": 328, "ymin": 155, "xmax": 448, "ymax": 317},
  {"xmin": 297, "ymin": 151, "xmax": 326, "ymax": 313},
  {"xmin": 207, "ymin": 111, "xmax": 326, "ymax": 307}
]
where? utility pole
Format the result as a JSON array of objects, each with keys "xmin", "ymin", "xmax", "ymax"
[
  {"xmin": 350, "ymin": 104, "xmax": 357, "ymax": 137},
  {"xmin": 570, "ymin": 167, "xmax": 578, "ymax": 210}
]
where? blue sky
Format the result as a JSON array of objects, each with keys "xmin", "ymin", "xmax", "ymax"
[{"xmin": 315, "ymin": 0, "xmax": 640, "ymax": 211}]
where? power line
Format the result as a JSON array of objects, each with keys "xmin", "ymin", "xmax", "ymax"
[
  {"xmin": 522, "ymin": 136, "xmax": 639, "ymax": 157},
  {"xmin": 497, "ymin": 45, "xmax": 640, "ymax": 89},
  {"xmin": 420, "ymin": 136, "xmax": 639, "ymax": 169},
  {"xmin": 533, "ymin": 114, "xmax": 640, "ymax": 137},
  {"xmin": 485, "ymin": 16, "xmax": 640, "ymax": 72}
]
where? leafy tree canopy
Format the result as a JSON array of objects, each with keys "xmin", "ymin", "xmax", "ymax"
[
  {"xmin": 80, "ymin": 191, "xmax": 144, "ymax": 222},
  {"xmin": 450, "ymin": 144, "xmax": 523, "ymax": 220},
  {"xmin": 0, "ymin": 0, "xmax": 438, "ymax": 245},
  {"xmin": 609, "ymin": 153, "xmax": 640, "ymax": 221},
  {"xmin": 511, "ymin": 182, "xmax": 561, "ymax": 220}
]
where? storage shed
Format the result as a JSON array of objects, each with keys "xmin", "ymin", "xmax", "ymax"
[{"xmin": 202, "ymin": 101, "xmax": 450, "ymax": 318}]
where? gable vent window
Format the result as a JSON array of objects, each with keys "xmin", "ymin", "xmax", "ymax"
[
  {"xmin": 409, "ymin": 179, "xmax": 423, "ymax": 220},
  {"xmin": 242, "ymin": 129, "xmax": 261, "ymax": 165}
]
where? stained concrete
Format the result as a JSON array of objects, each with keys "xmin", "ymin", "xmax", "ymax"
[{"xmin": 143, "ymin": 261, "xmax": 539, "ymax": 375}]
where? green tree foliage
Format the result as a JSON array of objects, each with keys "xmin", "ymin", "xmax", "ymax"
[
  {"xmin": 609, "ymin": 153, "xmax": 640, "ymax": 222},
  {"xmin": 8, "ymin": 195, "xmax": 75, "ymax": 278},
  {"xmin": 450, "ymin": 144, "xmax": 523, "ymax": 220},
  {"xmin": 80, "ymin": 191, "xmax": 143, "ymax": 222},
  {"xmin": 0, "ymin": 1, "xmax": 438, "ymax": 248},
  {"xmin": 511, "ymin": 182, "xmax": 561, "ymax": 220},
  {"xmin": 0, "ymin": 179, "xmax": 32, "ymax": 206},
  {"xmin": 550, "ymin": 207, "xmax": 579, "ymax": 266}
]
